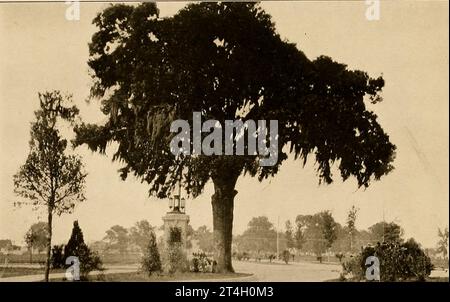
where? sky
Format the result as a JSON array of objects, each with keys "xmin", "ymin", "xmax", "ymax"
[{"xmin": 0, "ymin": 1, "xmax": 448, "ymax": 248}]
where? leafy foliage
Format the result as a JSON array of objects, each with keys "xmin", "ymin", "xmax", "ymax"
[
  {"xmin": 295, "ymin": 211, "xmax": 337, "ymax": 256},
  {"xmin": 14, "ymin": 91, "xmax": 86, "ymax": 215},
  {"xmin": 129, "ymin": 220, "xmax": 154, "ymax": 253},
  {"xmin": 342, "ymin": 239, "xmax": 433, "ymax": 281},
  {"xmin": 346, "ymin": 205, "xmax": 359, "ymax": 251},
  {"xmin": 50, "ymin": 244, "xmax": 65, "ymax": 269},
  {"xmin": 235, "ymin": 216, "xmax": 277, "ymax": 253},
  {"xmin": 169, "ymin": 227, "xmax": 182, "ymax": 244},
  {"xmin": 368, "ymin": 222, "xmax": 404, "ymax": 244},
  {"xmin": 163, "ymin": 242, "xmax": 189, "ymax": 274},
  {"xmin": 190, "ymin": 252, "xmax": 215, "ymax": 273},
  {"xmin": 192, "ymin": 226, "xmax": 214, "ymax": 253},
  {"xmin": 24, "ymin": 222, "xmax": 48, "ymax": 253},
  {"xmin": 103, "ymin": 225, "xmax": 129, "ymax": 254}
]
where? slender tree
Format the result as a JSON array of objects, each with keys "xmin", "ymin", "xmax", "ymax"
[
  {"xmin": 75, "ymin": 2, "xmax": 395, "ymax": 272},
  {"xmin": 294, "ymin": 218, "xmax": 306, "ymax": 251},
  {"xmin": 346, "ymin": 205, "xmax": 359, "ymax": 252},
  {"xmin": 437, "ymin": 227, "xmax": 449, "ymax": 261},
  {"xmin": 13, "ymin": 91, "xmax": 87, "ymax": 281},
  {"xmin": 285, "ymin": 220, "xmax": 295, "ymax": 249},
  {"xmin": 321, "ymin": 211, "xmax": 337, "ymax": 261}
]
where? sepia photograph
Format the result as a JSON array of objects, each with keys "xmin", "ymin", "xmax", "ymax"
[{"xmin": 0, "ymin": 0, "xmax": 448, "ymax": 288}]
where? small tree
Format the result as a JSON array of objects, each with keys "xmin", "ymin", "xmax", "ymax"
[
  {"xmin": 437, "ymin": 227, "xmax": 449, "ymax": 263},
  {"xmin": 64, "ymin": 221, "xmax": 85, "ymax": 258},
  {"xmin": 104, "ymin": 225, "xmax": 129, "ymax": 255},
  {"xmin": 24, "ymin": 222, "xmax": 48, "ymax": 263},
  {"xmin": 129, "ymin": 220, "xmax": 154, "ymax": 253},
  {"xmin": 13, "ymin": 91, "xmax": 87, "ymax": 281},
  {"xmin": 346, "ymin": 205, "xmax": 359, "ymax": 252},
  {"xmin": 282, "ymin": 250, "xmax": 290, "ymax": 264},
  {"xmin": 285, "ymin": 220, "xmax": 295, "ymax": 249},
  {"xmin": 322, "ymin": 211, "xmax": 338, "ymax": 250},
  {"xmin": 294, "ymin": 219, "xmax": 306, "ymax": 251},
  {"xmin": 65, "ymin": 221, "xmax": 103, "ymax": 279},
  {"xmin": 141, "ymin": 232, "xmax": 161, "ymax": 276}
]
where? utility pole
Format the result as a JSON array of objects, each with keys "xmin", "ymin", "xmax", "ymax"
[
  {"xmin": 382, "ymin": 207, "xmax": 385, "ymax": 243},
  {"xmin": 276, "ymin": 216, "xmax": 280, "ymax": 260}
]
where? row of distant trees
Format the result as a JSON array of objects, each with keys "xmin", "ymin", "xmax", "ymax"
[
  {"xmin": 90, "ymin": 220, "xmax": 157, "ymax": 255},
  {"xmin": 5, "ymin": 216, "xmax": 448, "ymax": 265},
  {"xmin": 231, "ymin": 211, "xmax": 449, "ymax": 262}
]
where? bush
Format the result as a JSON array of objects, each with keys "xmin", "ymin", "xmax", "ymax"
[
  {"xmin": 163, "ymin": 242, "xmax": 188, "ymax": 274},
  {"xmin": 190, "ymin": 252, "xmax": 214, "ymax": 273},
  {"xmin": 282, "ymin": 250, "xmax": 290, "ymax": 264},
  {"xmin": 342, "ymin": 255, "xmax": 364, "ymax": 280},
  {"xmin": 342, "ymin": 239, "xmax": 433, "ymax": 281},
  {"xmin": 51, "ymin": 245, "xmax": 65, "ymax": 269},
  {"xmin": 141, "ymin": 232, "xmax": 161, "ymax": 276}
]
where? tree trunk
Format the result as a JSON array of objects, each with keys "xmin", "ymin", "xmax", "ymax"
[
  {"xmin": 29, "ymin": 249, "xmax": 33, "ymax": 264},
  {"xmin": 211, "ymin": 174, "xmax": 239, "ymax": 273},
  {"xmin": 44, "ymin": 206, "xmax": 53, "ymax": 282}
]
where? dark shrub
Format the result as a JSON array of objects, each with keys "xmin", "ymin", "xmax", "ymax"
[
  {"xmin": 342, "ymin": 239, "xmax": 433, "ymax": 281},
  {"xmin": 190, "ymin": 252, "xmax": 213, "ymax": 273},
  {"xmin": 335, "ymin": 253, "xmax": 345, "ymax": 263},
  {"xmin": 51, "ymin": 245, "xmax": 65, "ymax": 269},
  {"xmin": 282, "ymin": 250, "xmax": 290, "ymax": 264},
  {"xmin": 64, "ymin": 221, "xmax": 103, "ymax": 279}
]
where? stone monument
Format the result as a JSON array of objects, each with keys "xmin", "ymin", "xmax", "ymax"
[{"xmin": 162, "ymin": 193, "xmax": 190, "ymax": 250}]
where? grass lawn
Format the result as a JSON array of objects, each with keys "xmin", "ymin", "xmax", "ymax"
[
  {"xmin": 83, "ymin": 271, "xmax": 252, "ymax": 282},
  {"xmin": 0, "ymin": 267, "xmax": 64, "ymax": 278}
]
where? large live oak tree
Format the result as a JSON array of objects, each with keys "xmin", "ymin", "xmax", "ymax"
[{"xmin": 74, "ymin": 2, "xmax": 395, "ymax": 272}]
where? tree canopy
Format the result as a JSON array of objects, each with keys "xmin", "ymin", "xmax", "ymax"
[
  {"xmin": 75, "ymin": 2, "xmax": 396, "ymax": 198},
  {"xmin": 24, "ymin": 222, "xmax": 48, "ymax": 253}
]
